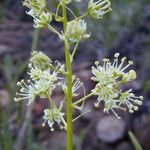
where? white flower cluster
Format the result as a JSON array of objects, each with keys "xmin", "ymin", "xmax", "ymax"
[
  {"xmin": 91, "ymin": 53, "xmax": 143, "ymax": 119},
  {"xmin": 14, "ymin": 64, "xmax": 59, "ymax": 104},
  {"xmin": 23, "ymin": 0, "xmax": 52, "ymax": 28},
  {"xmin": 15, "ymin": 51, "xmax": 66, "ymax": 131}
]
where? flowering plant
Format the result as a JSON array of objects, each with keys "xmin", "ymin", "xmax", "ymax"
[{"xmin": 15, "ymin": 0, "xmax": 143, "ymax": 150}]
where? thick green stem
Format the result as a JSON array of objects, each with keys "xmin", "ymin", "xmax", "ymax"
[
  {"xmin": 65, "ymin": 40, "xmax": 73, "ymax": 150},
  {"xmin": 62, "ymin": 4, "xmax": 73, "ymax": 150}
]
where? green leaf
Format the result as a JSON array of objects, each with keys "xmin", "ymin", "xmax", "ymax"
[{"xmin": 128, "ymin": 131, "xmax": 143, "ymax": 150}]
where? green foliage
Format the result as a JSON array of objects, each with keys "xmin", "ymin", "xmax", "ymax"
[
  {"xmin": 128, "ymin": 131, "xmax": 143, "ymax": 150},
  {"xmin": 0, "ymin": 21, "xmax": 42, "ymax": 150}
]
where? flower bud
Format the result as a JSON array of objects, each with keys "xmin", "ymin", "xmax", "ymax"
[
  {"xmin": 34, "ymin": 12, "xmax": 52, "ymax": 28},
  {"xmin": 88, "ymin": 0, "xmax": 112, "ymax": 19},
  {"xmin": 65, "ymin": 19, "xmax": 90, "ymax": 43},
  {"xmin": 30, "ymin": 51, "xmax": 51, "ymax": 70},
  {"xmin": 122, "ymin": 70, "xmax": 137, "ymax": 83},
  {"xmin": 23, "ymin": 0, "xmax": 46, "ymax": 17}
]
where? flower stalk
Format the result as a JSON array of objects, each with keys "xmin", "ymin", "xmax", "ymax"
[{"xmin": 62, "ymin": 4, "xmax": 73, "ymax": 150}]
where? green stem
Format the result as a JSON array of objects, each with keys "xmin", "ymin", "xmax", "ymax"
[
  {"xmin": 71, "ymin": 42, "xmax": 79, "ymax": 61},
  {"xmin": 73, "ymin": 93, "xmax": 93, "ymax": 106},
  {"xmin": 75, "ymin": 12, "xmax": 88, "ymax": 20},
  {"xmin": 65, "ymin": 39, "xmax": 73, "ymax": 150},
  {"xmin": 62, "ymin": 4, "xmax": 73, "ymax": 150},
  {"xmin": 47, "ymin": 24, "xmax": 64, "ymax": 40},
  {"xmin": 49, "ymin": 64, "xmax": 66, "ymax": 76}
]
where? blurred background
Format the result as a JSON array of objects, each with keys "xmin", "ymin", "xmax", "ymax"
[{"xmin": 0, "ymin": 0, "xmax": 150, "ymax": 150}]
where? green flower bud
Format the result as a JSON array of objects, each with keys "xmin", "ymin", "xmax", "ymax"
[
  {"xmin": 30, "ymin": 51, "xmax": 51, "ymax": 70},
  {"xmin": 34, "ymin": 12, "xmax": 52, "ymax": 28},
  {"xmin": 65, "ymin": 19, "xmax": 90, "ymax": 43},
  {"xmin": 122, "ymin": 70, "xmax": 137, "ymax": 83},
  {"xmin": 88, "ymin": 0, "xmax": 112, "ymax": 19}
]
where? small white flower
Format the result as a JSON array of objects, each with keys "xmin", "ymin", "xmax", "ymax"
[
  {"xmin": 91, "ymin": 60, "xmax": 115, "ymax": 86},
  {"xmin": 119, "ymin": 89, "xmax": 143, "ymax": 113},
  {"xmin": 65, "ymin": 19, "xmax": 90, "ymax": 43},
  {"xmin": 14, "ymin": 79, "xmax": 36, "ymax": 105},
  {"xmin": 88, "ymin": 0, "xmax": 112, "ymax": 19},
  {"xmin": 103, "ymin": 100, "xmax": 121, "ymax": 119},
  {"xmin": 28, "ymin": 64, "xmax": 43, "ymax": 80},
  {"xmin": 111, "ymin": 53, "xmax": 135, "ymax": 80},
  {"xmin": 42, "ymin": 104, "xmax": 66, "ymax": 131},
  {"xmin": 34, "ymin": 69, "xmax": 59, "ymax": 98}
]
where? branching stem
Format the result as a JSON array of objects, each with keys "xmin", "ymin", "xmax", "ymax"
[
  {"xmin": 75, "ymin": 12, "xmax": 88, "ymax": 20},
  {"xmin": 49, "ymin": 64, "xmax": 66, "ymax": 76},
  {"xmin": 71, "ymin": 42, "xmax": 79, "ymax": 61},
  {"xmin": 73, "ymin": 93, "xmax": 94, "ymax": 106}
]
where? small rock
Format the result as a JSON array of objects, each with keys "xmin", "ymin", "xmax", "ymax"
[{"xmin": 96, "ymin": 116, "xmax": 126, "ymax": 143}]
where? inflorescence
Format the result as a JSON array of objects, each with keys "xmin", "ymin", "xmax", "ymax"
[
  {"xmin": 15, "ymin": 51, "xmax": 67, "ymax": 131},
  {"xmin": 91, "ymin": 53, "xmax": 143, "ymax": 119},
  {"xmin": 14, "ymin": 0, "xmax": 143, "ymax": 132}
]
